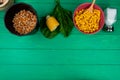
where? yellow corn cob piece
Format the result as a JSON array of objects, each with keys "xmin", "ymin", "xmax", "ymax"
[{"xmin": 46, "ymin": 15, "xmax": 59, "ymax": 32}]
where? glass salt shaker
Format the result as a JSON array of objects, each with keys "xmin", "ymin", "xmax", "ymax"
[{"xmin": 104, "ymin": 8, "xmax": 117, "ymax": 32}]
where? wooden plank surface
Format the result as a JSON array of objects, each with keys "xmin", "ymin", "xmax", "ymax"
[{"xmin": 0, "ymin": 0, "xmax": 120, "ymax": 80}]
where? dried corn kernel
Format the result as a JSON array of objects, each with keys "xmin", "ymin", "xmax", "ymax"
[{"xmin": 12, "ymin": 10, "xmax": 37, "ymax": 35}]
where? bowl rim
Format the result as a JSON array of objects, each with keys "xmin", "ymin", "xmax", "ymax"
[
  {"xmin": 0, "ymin": 0, "xmax": 9, "ymax": 7},
  {"xmin": 4, "ymin": 2, "xmax": 39, "ymax": 36},
  {"xmin": 73, "ymin": 3, "xmax": 105, "ymax": 34}
]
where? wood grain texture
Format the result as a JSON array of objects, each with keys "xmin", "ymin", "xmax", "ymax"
[{"xmin": 0, "ymin": 0, "xmax": 120, "ymax": 80}]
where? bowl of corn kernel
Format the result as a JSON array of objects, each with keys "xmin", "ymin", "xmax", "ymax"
[
  {"xmin": 73, "ymin": 3, "xmax": 105, "ymax": 34},
  {"xmin": 4, "ymin": 3, "xmax": 38, "ymax": 36}
]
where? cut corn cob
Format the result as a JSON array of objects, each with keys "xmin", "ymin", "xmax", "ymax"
[{"xmin": 46, "ymin": 15, "xmax": 59, "ymax": 32}]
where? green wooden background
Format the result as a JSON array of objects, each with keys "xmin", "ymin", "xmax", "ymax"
[{"xmin": 0, "ymin": 0, "xmax": 120, "ymax": 80}]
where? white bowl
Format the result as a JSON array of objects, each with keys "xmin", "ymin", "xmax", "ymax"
[
  {"xmin": 0, "ymin": 0, "xmax": 9, "ymax": 7},
  {"xmin": 0, "ymin": 0, "xmax": 14, "ymax": 10}
]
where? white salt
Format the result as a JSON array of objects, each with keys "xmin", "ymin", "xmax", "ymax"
[{"xmin": 105, "ymin": 8, "xmax": 117, "ymax": 26}]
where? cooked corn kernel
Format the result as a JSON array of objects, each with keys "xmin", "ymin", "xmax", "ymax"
[{"xmin": 74, "ymin": 9, "xmax": 101, "ymax": 33}]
